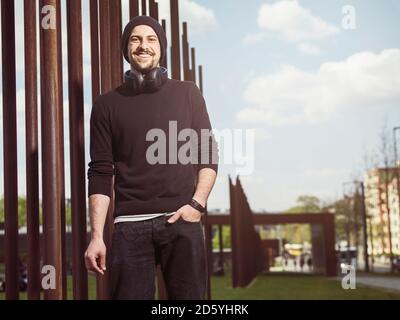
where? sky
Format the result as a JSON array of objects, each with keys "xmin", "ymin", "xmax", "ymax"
[{"xmin": 0, "ymin": 0, "xmax": 399, "ymax": 213}]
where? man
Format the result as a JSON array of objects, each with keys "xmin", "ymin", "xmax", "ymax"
[{"xmin": 84, "ymin": 15, "xmax": 218, "ymax": 300}]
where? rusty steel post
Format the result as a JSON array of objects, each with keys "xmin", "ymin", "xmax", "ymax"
[
  {"xmin": 39, "ymin": 0, "xmax": 64, "ymax": 300},
  {"xmin": 67, "ymin": 0, "xmax": 89, "ymax": 300},
  {"xmin": 198, "ymin": 65, "xmax": 203, "ymax": 94},
  {"xmin": 218, "ymin": 224, "xmax": 224, "ymax": 274},
  {"xmin": 141, "ymin": 0, "xmax": 146, "ymax": 15},
  {"xmin": 161, "ymin": 19, "xmax": 167, "ymax": 68},
  {"xmin": 130, "ymin": 0, "xmax": 139, "ymax": 19},
  {"xmin": 2, "ymin": 0, "xmax": 19, "ymax": 300},
  {"xmin": 90, "ymin": 0, "xmax": 100, "ymax": 101},
  {"xmin": 24, "ymin": 0, "xmax": 41, "ymax": 300},
  {"xmin": 55, "ymin": 0, "xmax": 68, "ymax": 300},
  {"xmin": 96, "ymin": 0, "xmax": 114, "ymax": 300},
  {"xmin": 190, "ymin": 47, "xmax": 196, "ymax": 83},
  {"xmin": 204, "ymin": 210, "xmax": 213, "ymax": 300},
  {"xmin": 228, "ymin": 177, "xmax": 237, "ymax": 287},
  {"xmin": 182, "ymin": 22, "xmax": 191, "ymax": 81},
  {"xmin": 109, "ymin": 0, "xmax": 123, "ymax": 87},
  {"xmin": 170, "ymin": 0, "xmax": 181, "ymax": 80},
  {"xmin": 149, "ymin": 0, "xmax": 158, "ymax": 20}
]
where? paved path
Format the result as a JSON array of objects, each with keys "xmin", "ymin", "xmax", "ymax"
[{"xmin": 355, "ymin": 275, "xmax": 400, "ymax": 292}]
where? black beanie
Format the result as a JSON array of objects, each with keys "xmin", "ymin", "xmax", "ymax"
[{"xmin": 121, "ymin": 15, "xmax": 167, "ymax": 65}]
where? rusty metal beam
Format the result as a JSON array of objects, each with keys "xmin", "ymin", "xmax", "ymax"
[
  {"xmin": 141, "ymin": 0, "xmax": 146, "ymax": 15},
  {"xmin": 66, "ymin": 0, "xmax": 89, "ymax": 300},
  {"xmin": 39, "ymin": 0, "xmax": 64, "ymax": 300},
  {"xmin": 96, "ymin": 0, "xmax": 114, "ymax": 300},
  {"xmin": 130, "ymin": 0, "xmax": 139, "ymax": 19},
  {"xmin": 55, "ymin": 0, "xmax": 67, "ymax": 300},
  {"xmin": 182, "ymin": 22, "xmax": 190, "ymax": 81},
  {"xmin": 2, "ymin": 0, "xmax": 19, "ymax": 300},
  {"xmin": 198, "ymin": 65, "xmax": 203, "ymax": 94},
  {"xmin": 24, "ymin": 0, "xmax": 41, "ymax": 300},
  {"xmin": 170, "ymin": 0, "xmax": 180, "ymax": 80},
  {"xmin": 161, "ymin": 19, "xmax": 167, "ymax": 68},
  {"xmin": 190, "ymin": 47, "xmax": 196, "ymax": 83},
  {"xmin": 110, "ymin": 0, "xmax": 123, "ymax": 86},
  {"xmin": 149, "ymin": 0, "xmax": 157, "ymax": 20},
  {"xmin": 90, "ymin": 0, "xmax": 100, "ymax": 100}
]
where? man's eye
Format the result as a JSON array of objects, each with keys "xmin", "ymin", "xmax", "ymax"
[
  {"xmin": 149, "ymin": 38, "xmax": 157, "ymax": 42},
  {"xmin": 131, "ymin": 38, "xmax": 139, "ymax": 42}
]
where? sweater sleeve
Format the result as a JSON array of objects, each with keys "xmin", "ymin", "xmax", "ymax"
[
  {"xmin": 87, "ymin": 97, "xmax": 115, "ymax": 198},
  {"xmin": 190, "ymin": 83, "xmax": 219, "ymax": 175}
]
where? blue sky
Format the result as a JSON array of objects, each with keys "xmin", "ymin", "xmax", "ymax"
[{"xmin": 0, "ymin": 0, "xmax": 399, "ymax": 212}]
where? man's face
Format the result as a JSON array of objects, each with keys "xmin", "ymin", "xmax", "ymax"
[{"xmin": 128, "ymin": 25, "xmax": 161, "ymax": 73}]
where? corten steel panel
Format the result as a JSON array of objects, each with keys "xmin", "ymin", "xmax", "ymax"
[
  {"xmin": 170, "ymin": 0, "xmax": 181, "ymax": 80},
  {"xmin": 130, "ymin": 0, "xmax": 139, "ymax": 19},
  {"xmin": 39, "ymin": 0, "xmax": 65, "ymax": 300},
  {"xmin": 2, "ymin": 0, "xmax": 19, "ymax": 300},
  {"xmin": 24, "ymin": 0, "xmax": 41, "ymax": 300},
  {"xmin": 229, "ymin": 177, "xmax": 239, "ymax": 287},
  {"xmin": 230, "ymin": 177, "xmax": 266, "ymax": 287},
  {"xmin": 206, "ymin": 212, "xmax": 337, "ymax": 277},
  {"xmin": 55, "ymin": 0, "xmax": 68, "ymax": 299},
  {"xmin": 67, "ymin": 0, "xmax": 89, "ymax": 300},
  {"xmin": 323, "ymin": 215, "xmax": 337, "ymax": 277},
  {"xmin": 311, "ymin": 224, "xmax": 326, "ymax": 274},
  {"xmin": 203, "ymin": 209, "xmax": 213, "ymax": 300}
]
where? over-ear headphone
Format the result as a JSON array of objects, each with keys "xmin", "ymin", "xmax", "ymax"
[{"xmin": 124, "ymin": 67, "xmax": 168, "ymax": 94}]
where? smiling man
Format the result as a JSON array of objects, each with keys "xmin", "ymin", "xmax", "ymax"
[{"xmin": 84, "ymin": 15, "xmax": 219, "ymax": 300}]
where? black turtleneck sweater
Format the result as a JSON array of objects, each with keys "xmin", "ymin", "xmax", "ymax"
[{"xmin": 87, "ymin": 79, "xmax": 218, "ymax": 218}]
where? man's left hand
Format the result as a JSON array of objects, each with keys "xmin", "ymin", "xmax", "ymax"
[{"xmin": 167, "ymin": 204, "xmax": 202, "ymax": 223}]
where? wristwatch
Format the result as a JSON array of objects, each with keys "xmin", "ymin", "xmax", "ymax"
[{"xmin": 188, "ymin": 198, "xmax": 206, "ymax": 213}]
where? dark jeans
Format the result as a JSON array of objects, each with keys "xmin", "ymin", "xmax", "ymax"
[{"xmin": 109, "ymin": 214, "xmax": 207, "ymax": 300}]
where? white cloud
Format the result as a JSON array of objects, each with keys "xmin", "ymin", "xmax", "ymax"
[
  {"xmin": 254, "ymin": 128, "xmax": 271, "ymax": 142},
  {"xmin": 237, "ymin": 49, "xmax": 400, "ymax": 126},
  {"xmin": 298, "ymin": 43, "xmax": 321, "ymax": 56},
  {"xmin": 157, "ymin": 0, "xmax": 217, "ymax": 37},
  {"xmin": 257, "ymin": 0, "xmax": 339, "ymax": 42},
  {"xmin": 242, "ymin": 32, "xmax": 268, "ymax": 45}
]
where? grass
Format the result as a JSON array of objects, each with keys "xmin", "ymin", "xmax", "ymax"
[
  {"xmin": 210, "ymin": 271, "xmax": 400, "ymax": 300},
  {"xmin": 1, "ymin": 270, "xmax": 400, "ymax": 300},
  {"xmin": 0, "ymin": 275, "xmax": 97, "ymax": 300}
]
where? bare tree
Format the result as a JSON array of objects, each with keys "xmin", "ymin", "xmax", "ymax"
[{"xmin": 378, "ymin": 122, "xmax": 395, "ymax": 272}]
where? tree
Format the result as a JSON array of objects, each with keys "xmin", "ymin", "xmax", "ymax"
[{"xmin": 282, "ymin": 195, "xmax": 323, "ymax": 244}]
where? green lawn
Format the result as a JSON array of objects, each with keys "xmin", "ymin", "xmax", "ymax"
[
  {"xmin": 1, "ymin": 270, "xmax": 399, "ymax": 300},
  {"xmin": 210, "ymin": 271, "xmax": 400, "ymax": 300}
]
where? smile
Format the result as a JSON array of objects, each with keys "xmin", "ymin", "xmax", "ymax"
[{"xmin": 135, "ymin": 53, "xmax": 152, "ymax": 58}]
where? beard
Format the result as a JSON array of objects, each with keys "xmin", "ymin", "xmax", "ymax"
[{"xmin": 130, "ymin": 51, "xmax": 159, "ymax": 73}]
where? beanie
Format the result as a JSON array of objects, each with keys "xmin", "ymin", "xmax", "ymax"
[{"xmin": 121, "ymin": 15, "xmax": 167, "ymax": 65}]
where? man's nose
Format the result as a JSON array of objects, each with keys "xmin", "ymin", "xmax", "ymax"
[{"xmin": 139, "ymin": 40, "xmax": 150, "ymax": 50}]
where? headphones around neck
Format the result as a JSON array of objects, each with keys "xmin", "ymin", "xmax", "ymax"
[{"xmin": 124, "ymin": 67, "xmax": 168, "ymax": 94}]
